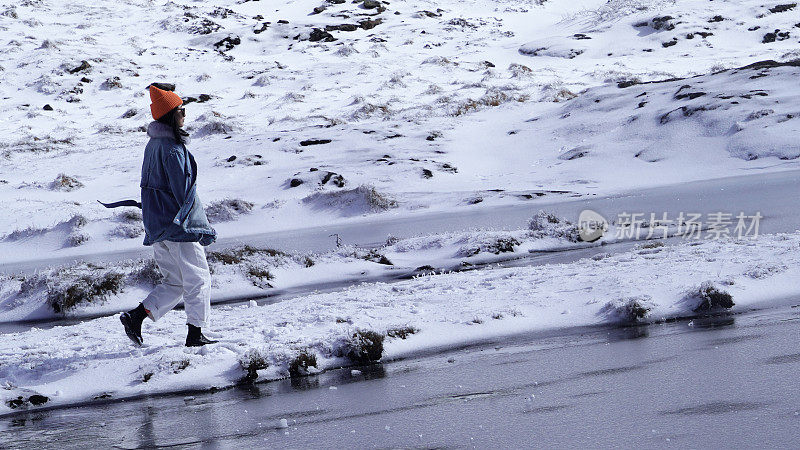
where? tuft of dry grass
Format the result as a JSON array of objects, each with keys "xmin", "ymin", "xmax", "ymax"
[
  {"xmin": 46, "ymin": 271, "xmax": 125, "ymax": 313},
  {"xmin": 288, "ymin": 348, "xmax": 318, "ymax": 377},
  {"xmin": 336, "ymin": 330, "xmax": 385, "ymax": 364},
  {"xmin": 386, "ymin": 326, "xmax": 419, "ymax": 340},
  {"xmin": 208, "ymin": 245, "xmax": 289, "ymax": 265}
]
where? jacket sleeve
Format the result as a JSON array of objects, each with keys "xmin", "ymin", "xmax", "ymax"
[{"xmin": 163, "ymin": 147, "xmax": 190, "ymax": 209}]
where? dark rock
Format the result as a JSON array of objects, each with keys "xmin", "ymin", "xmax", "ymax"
[
  {"xmin": 739, "ymin": 59, "xmax": 800, "ymax": 70},
  {"xmin": 662, "ymin": 39, "xmax": 678, "ymax": 48},
  {"xmin": 362, "ymin": 0, "xmax": 381, "ymax": 9},
  {"xmin": 6, "ymin": 397, "xmax": 25, "ymax": 409},
  {"xmin": 100, "ymin": 76, "xmax": 122, "ymax": 90},
  {"xmin": 617, "ymin": 80, "xmax": 639, "ymax": 88},
  {"xmin": 214, "ymin": 36, "xmax": 241, "ymax": 51},
  {"xmin": 440, "ymin": 163, "xmax": 457, "ymax": 173},
  {"xmin": 762, "ymin": 30, "xmax": 791, "ymax": 43},
  {"xmin": 299, "ymin": 139, "xmax": 332, "ymax": 146},
  {"xmin": 309, "ymin": 28, "xmax": 336, "ymax": 42},
  {"xmin": 210, "ymin": 7, "xmax": 235, "ymax": 19},
  {"xmin": 739, "ymin": 91, "xmax": 769, "ymax": 98},
  {"xmin": 43, "ymin": 104, "xmax": 53, "ymax": 111},
  {"xmin": 188, "ymin": 18, "xmax": 221, "ymax": 35},
  {"xmin": 227, "ymin": 155, "xmax": 237, "ymax": 162},
  {"xmin": 326, "ymin": 23, "xmax": 359, "ymax": 32},
  {"xmin": 328, "ymin": 0, "xmax": 346, "ymax": 3},
  {"xmin": 418, "ymin": 10, "xmax": 442, "ymax": 17},
  {"xmin": 312, "ymin": 6, "xmax": 326, "ymax": 14},
  {"xmin": 310, "ymin": 167, "xmax": 319, "ymax": 172},
  {"xmin": 769, "ymin": 3, "xmax": 796, "ymax": 13},
  {"xmin": 677, "ymin": 92, "xmax": 705, "ymax": 100},
  {"xmin": 277, "ymin": 19, "xmax": 289, "ymax": 24},
  {"xmin": 749, "ymin": 26, "xmax": 761, "ymax": 31},
  {"xmin": 650, "ymin": 16, "xmax": 675, "ymax": 30},
  {"xmin": 80, "ymin": 77, "xmax": 92, "ymax": 83},
  {"xmin": 149, "ymin": 82, "xmax": 175, "ymax": 91},
  {"xmin": 290, "ymin": 178, "xmax": 304, "ymax": 187},
  {"xmin": 321, "ymin": 171, "xmax": 345, "ymax": 187},
  {"xmin": 68, "ymin": 60, "xmax": 91, "ymax": 74},
  {"xmin": 359, "ymin": 18, "xmax": 383, "ymax": 30},
  {"xmin": 254, "ymin": 22, "xmax": 269, "ymax": 34},
  {"xmin": 421, "ymin": 168, "xmax": 433, "ymax": 178},
  {"xmin": 28, "ymin": 395, "xmax": 48, "ymax": 406},
  {"xmin": 659, "ymin": 105, "xmax": 713, "ymax": 124},
  {"xmin": 708, "ymin": 15, "xmax": 724, "ymax": 22},
  {"xmin": 674, "ymin": 86, "xmax": 706, "ymax": 100},
  {"xmin": 184, "ymin": 94, "xmax": 211, "ymax": 104},
  {"xmin": 573, "ymin": 33, "xmax": 591, "ymax": 40}
]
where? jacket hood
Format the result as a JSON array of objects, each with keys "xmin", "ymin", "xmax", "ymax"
[{"xmin": 147, "ymin": 121, "xmax": 190, "ymax": 144}]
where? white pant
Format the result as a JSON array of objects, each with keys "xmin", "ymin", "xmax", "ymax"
[{"xmin": 142, "ymin": 241, "xmax": 212, "ymax": 328}]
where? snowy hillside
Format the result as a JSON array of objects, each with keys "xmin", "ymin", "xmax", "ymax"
[{"xmin": 1, "ymin": 0, "xmax": 799, "ymax": 261}]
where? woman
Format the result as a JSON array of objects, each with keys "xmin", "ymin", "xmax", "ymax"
[{"xmin": 120, "ymin": 84, "xmax": 218, "ymax": 347}]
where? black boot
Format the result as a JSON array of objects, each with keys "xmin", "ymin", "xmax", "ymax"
[
  {"xmin": 120, "ymin": 303, "xmax": 147, "ymax": 346},
  {"xmin": 186, "ymin": 324, "xmax": 218, "ymax": 347}
]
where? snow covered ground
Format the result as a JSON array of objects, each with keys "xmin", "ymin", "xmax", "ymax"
[
  {"xmin": 2, "ymin": 231, "xmax": 799, "ymax": 415},
  {"xmin": 2, "ymin": 0, "xmax": 799, "ymax": 262}
]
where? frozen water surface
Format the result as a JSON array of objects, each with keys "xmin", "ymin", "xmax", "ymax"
[{"xmin": 3, "ymin": 304, "xmax": 799, "ymax": 448}]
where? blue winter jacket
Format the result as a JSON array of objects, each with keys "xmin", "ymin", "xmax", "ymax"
[{"xmin": 140, "ymin": 121, "xmax": 216, "ymax": 246}]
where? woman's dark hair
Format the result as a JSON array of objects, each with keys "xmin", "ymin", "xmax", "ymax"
[{"xmin": 156, "ymin": 107, "xmax": 188, "ymax": 145}]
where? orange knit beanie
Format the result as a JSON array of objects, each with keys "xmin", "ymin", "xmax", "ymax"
[{"xmin": 149, "ymin": 85, "xmax": 183, "ymax": 120}]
